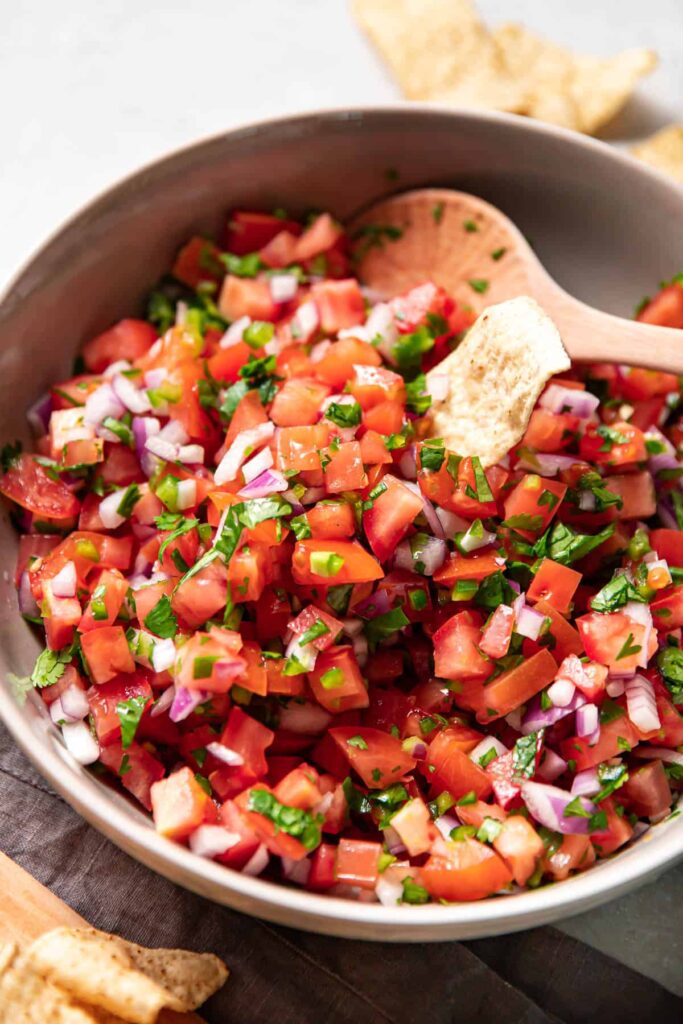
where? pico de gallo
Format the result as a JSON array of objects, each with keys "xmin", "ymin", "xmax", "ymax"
[{"xmin": 2, "ymin": 207, "xmax": 682, "ymax": 906}]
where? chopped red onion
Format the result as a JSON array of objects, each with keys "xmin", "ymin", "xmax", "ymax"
[
  {"xmin": 434, "ymin": 813, "xmax": 460, "ymax": 840},
  {"xmin": 354, "ymin": 589, "xmax": 392, "ymax": 619},
  {"xmin": 26, "ymin": 392, "xmax": 52, "ymax": 436},
  {"xmin": 363, "ymin": 303, "xmax": 398, "ymax": 361},
  {"xmin": 435, "ymin": 506, "xmax": 469, "ymax": 537},
  {"xmin": 99, "ymin": 489, "xmax": 128, "ymax": 529},
  {"xmin": 144, "ymin": 368, "xmax": 166, "ymax": 389},
  {"xmin": 281, "ymin": 488, "xmax": 304, "ymax": 515},
  {"xmin": 657, "ymin": 498, "xmax": 678, "ymax": 531},
  {"xmin": 606, "ymin": 678, "xmax": 626, "ymax": 697},
  {"xmin": 427, "ymin": 373, "xmax": 449, "ymax": 402},
  {"xmin": 382, "ymin": 825, "xmax": 408, "ymax": 856},
  {"xmin": 61, "ymin": 720, "xmax": 100, "ymax": 765},
  {"xmin": 278, "ymin": 701, "xmax": 331, "ymax": 734},
  {"xmin": 146, "ymin": 435, "xmax": 179, "ymax": 462},
  {"xmin": 575, "ymin": 703, "xmax": 600, "ymax": 742},
  {"xmin": 60, "ymin": 684, "xmax": 89, "ymax": 721},
  {"xmin": 150, "ymin": 686, "xmax": 176, "ymax": 718},
  {"xmin": 238, "ymin": 468, "xmax": 288, "ymax": 499},
  {"xmin": 189, "ymin": 825, "xmax": 241, "ymax": 859},
  {"xmin": 625, "ymin": 674, "xmax": 660, "ymax": 733},
  {"xmin": 50, "ymin": 699, "xmax": 75, "ymax": 726},
  {"xmin": 50, "ymin": 560, "xmax": 77, "ymax": 598},
  {"xmin": 521, "ymin": 781, "xmax": 596, "ymax": 835},
  {"xmin": 169, "ymin": 686, "xmax": 208, "ymax": 723},
  {"xmin": 402, "ymin": 479, "xmax": 445, "ymax": 539},
  {"xmin": 112, "ymin": 374, "xmax": 151, "ymax": 414},
  {"xmin": 570, "ymin": 769, "xmax": 600, "ymax": 797},
  {"xmin": 516, "ymin": 452, "xmax": 580, "ymax": 477},
  {"xmin": 547, "ymin": 677, "xmax": 576, "ymax": 708},
  {"xmin": 270, "ymin": 274, "xmax": 299, "ymax": 303},
  {"xmin": 515, "ymin": 605, "xmax": 547, "ymax": 641},
  {"xmin": 214, "ymin": 421, "xmax": 275, "ymax": 485},
  {"xmin": 521, "ymin": 690, "xmax": 586, "ymax": 734},
  {"xmin": 397, "ymin": 446, "xmax": 417, "ymax": 480},
  {"xmin": 540, "ymin": 384, "xmax": 599, "ymax": 418},
  {"xmin": 301, "ymin": 486, "xmax": 325, "ymax": 505},
  {"xmin": 84, "ymin": 382, "xmax": 125, "ymax": 427},
  {"xmin": 242, "ymin": 446, "xmax": 274, "ymax": 484},
  {"xmin": 310, "ymin": 339, "xmax": 331, "ymax": 363},
  {"xmin": 220, "ymin": 315, "xmax": 251, "ymax": 348},
  {"xmin": 633, "ymin": 746, "xmax": 683, "ymax": 767},
  {"xmin": 537, "ymin": 748, "xmax": 567, "ymax": 783},
  {"xmin": 469, "ymin": 736, "xmax": 509, "ymax": 765},
  {"xmin": 242, "ymin": 843, "xmax": 269, "ymax": 877},
  {"xmin": 206, "ymin": 742, "xmax": 245, "ymax": 767}
]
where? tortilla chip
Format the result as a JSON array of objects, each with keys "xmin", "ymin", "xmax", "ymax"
[
  {"xmin": 492, "ymin": 24, "xmax": 656, "ymax": 134},
  {"xmin": 632, "ymin": 125, "xmax": 683, "ymax": 184},
  {"xmin": 351, "ymin": 0, "xmax": 525, "ymax": 111},
  {"xmin": 24, "ymin": 927, "xmax": 227, "ymax": 1024},
  {"xmin": 427, "ymin": 296, "xmax": 570, "ymax": 467},
  {"xmin": 0, "ymin": 948, "xmax": 105, "ymax": 1024}
]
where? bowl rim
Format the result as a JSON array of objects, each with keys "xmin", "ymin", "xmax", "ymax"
[{"xmin": 1, "ymin": 102, "xmax": 682, "ymax": 937}]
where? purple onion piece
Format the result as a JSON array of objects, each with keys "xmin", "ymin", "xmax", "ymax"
[
  {"xmin": 521, "ymin": 780, "xmax": 596, "ymax": 835},
  {"xmin": 169, "ymin": 686, "xmax": 208, "ymax": 723},
  {"xmin": 521, "ymin": 690, "xmax": 586, "ymax": 735}
]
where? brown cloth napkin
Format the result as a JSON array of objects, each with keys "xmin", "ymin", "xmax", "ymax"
[{"xmin": 0, "ymin": 723, "xmax": 680, "ymax": 1024}]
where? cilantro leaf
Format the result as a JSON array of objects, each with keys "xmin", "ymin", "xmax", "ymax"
[
  {"xmin": 143, "ymin": 595, "xmax": 178, "ymax": 639},
  {"xmin": 30, "ymin": 638, "xmax": 80, "ymax": 689},
  {"xmin": 248, "ymin": 788, "xmax": 322, "ymax": 850},
  {"xmin": 116, "ymin": 695, "xmax": 150, "ymax": 748},
  {"xmin": 1, "ymin": 440, "xmax": 22, "ymax": 474},
  {"xmin": 325, "ymin": 401, "xmax": 362, "ymax": 428},
  {"xmin": 364, "ymin": 607, "xmax": 410, "ymax": 649},
  {"xmin": 657, "ymin": 646, "xmax": 683, "ymax": 704}
]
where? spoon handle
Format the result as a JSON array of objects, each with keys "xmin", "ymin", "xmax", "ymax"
[{"xmin": 536, "ymin": 284, "xmax": 683, "ymax": 374}]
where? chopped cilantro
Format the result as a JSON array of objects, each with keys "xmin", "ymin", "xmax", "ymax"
[
  {"xmin": 143, "ymin": 595, "xmax": 178, "ymax": 639},
  {"xmin": 116, "ymin": 695, "xmax": 150, "ymax": 749}
]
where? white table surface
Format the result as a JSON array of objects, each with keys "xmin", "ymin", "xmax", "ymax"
[{"xmin": 1, "ymin": 0, "xmax": 682, "ymax": 995}]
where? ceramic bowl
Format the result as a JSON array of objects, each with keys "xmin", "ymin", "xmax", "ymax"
[{"xmin": 1, "ymin": 106, "xmax": 682, "ymax": 940}]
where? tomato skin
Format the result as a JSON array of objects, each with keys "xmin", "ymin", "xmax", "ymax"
[
  {"xmin": 310, "ymin": 279, "xmax": 365, "ymax": 333},
  {"xmin": 650, "ymin": 529, "xmax": 683, "ymax": 567},
  {"xmin": 650, "ymin": 677, "xmax": 683, "ymax": 746},
  {"xmin": 79, "ymin": 568, "xmax": 128, "ymax": 631},
  {"xmin": 503, "ymin": 475, "xmax": 566, "ymax": 539},
  {"xmin": 458, "ymin": 649, "xmax": 558, "ymax": 723},
  {"xmin": 579, "ymin": 421, "xmax": 646, "ymax": 467},
  {"xmin": 309, "ymin": 645, "xmax": 369, "ymax": 713},
  {"xmin": 542, "ymin": 834, "xmax": 594, "ymax": 881},
  {"xmin": 577, "ymin": 610, "xmax": 657, "ymax": 672},
  {"xmin": 433, "ymin": 550, "xmax": 505, "ymax": 586},
  {"xmin": 388, "ymin": 282, "xmax": 457, "ymax": 335},
  {"xmin": 293, "ymin": 213, "xmax": 342, "ymax": 262},
  {"xmin": 560, "ymin": 711, "xmax": 640, "ymax": 770},
  {"xmin": 533, "ymin": 598, "xmax": 584, "ymax": 661},
  {"xmin": 589, "ymin": 798, "xmax": 634, "ymax": 856},
  {"xmin": 0, "ymin": 453, "xmax": 80, "ymax": 520},
  {"xmin": 219, "ymin": 275, "xmax": 280, "ymax": 322},
  {"xmin": 363, "ymin": 475, "xmax": 423, "ymax": 562},
  {"xmin": 82, "ymin": 319, "xmax": 157, "ymax": 373},
  {"xmin": 307, "ymin": 499, "xmax": 356, "ymax": 539},
  {"xmin": 225, "ymin": 210, "xmax": 301, "ymax": 254},
  {"xmin": 271, "ymin": 378, "xmax": 331, "ymax": 427},
  {"xmin": 171, "ymin": 236, "xmax": 222, "ymax": 288},
  {"xmin": 493, "ymin": 816, "xmax": 545, "ymax": 886},
  {"xmin": 349, "ymin": 365, "xmax": 405, "ymax": 410},
  {"xmin": 335, "ymin": 838, "xmax": 381, "ymax": 889},
  {"xmin": 419, "ymin": 837, "xmax": 513, "ymax": 901},
  {"xmin": 308, "ymin": 842, "xmax": 338, "ymax": 890},
  {"xmin": 81, "ymin": 625, "xmax": 135, "ymax": 684},
  {"xmin": 292, "ymin": 539, "xmax": 383, "ymax": 585},
  {"xmin": 522, "ymin": 409, "xmax": 579, "ymax": 452},
  {"xmin": 636, "ymin": 282, "xmax": 683, "ymax": 328},
  {"xmin": 479, "ymin": 604, "xmax": 514, "ymax": 659},
  {"xmin": 425, "ymin": 729, "xmax": 492, "ymax": 800},
  {"xmin": 314, "ymin": 337, "xmax": 381, "ymax": 389},
  {"xmin": 526, "ymin": 558, "xmax": 581, "ymax": 615},
  {"xmin": 621, "ymin": 760, "xmax": 671, "ymax": 819},
  {"xmin": 432, "ymin": 611, "xmax": 493, "ymax": 682},
  {"xmin": 99, "ymin": 741, "xmax": 165, "ymax": 811},
  {"xmin": 323, "ymin": 441, "xmax": 367, "ymax": 494},
  {"xmin": 276, "ymin": 424, "xmax": 330, "ymax": 472},
  {"xmin": 151, "ymin": 766, "xmax": 211, "ymax": 839},
  {"xmin": 329, "ymin": 726, "xmax": 416, "ymax": 788},
  {"xmin": 219, "ymin": 707, "xmax": 274, "ymax": 778},
  {"xmin": 651, "ymin": 584, "xmax": 683, "ymax": 630},
  {"xmin": 605, "ymin": 471, "xmax": 656, "ymax": 520}
]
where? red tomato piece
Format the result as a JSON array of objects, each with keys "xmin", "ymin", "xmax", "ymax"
[
  {"xmin": 526, "ymin": 558, "xmax": 581, "ymax": 615},
  {"xmin": 82, "ymin": 319, "xmax": 157, "ymax": 373},
  {"xmin": 636, "ymin": 282, "xmax": 683, "ymax": 328},
  {"xmin": 363, "ymin": 475, "xmax": 423, "ymax": 561},
  {"xmin": 292, "ymin": 539, "xmax": 383, "ymax": 585},
  {"xmin": 335, "ymin": 838, "xmax": 381, "ymax": 890},
  {"xmin": 219, "ymin": 706, "xmax": 275, "ymax": 778},
  {"xmin": 80, "ymin": 625, "xmax": 135, "ymax": 684},
  {"xmin": 308, "ymin": 645, "xmax": 369, "ymax": 713},
  {"xmin": 151, "ymin": 766, "xmax": 211, "ymax": 839},
  {"xmin": 310, "ymin": 279, "xmax": 365, "ymax": 333},
  {"xmin": 329, "ymin": 726, "xmax": 416, "ymax": 788},
  {"xmin": 419, "ymin": 838, "xmax": 513, "ymax": 901},
  {"xmin": 0, "ymin": 453, "xmax": 80, "ymax": 520},
  {"xmin": 432, "ymin": 610, "xmax": 493, "ymax": 682}
]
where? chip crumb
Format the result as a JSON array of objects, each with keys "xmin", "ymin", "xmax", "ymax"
[{"xmin": 632, "ymin": 125, "xmax": 683, "ymax": 184}]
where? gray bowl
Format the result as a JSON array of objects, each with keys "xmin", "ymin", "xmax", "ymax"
[{"xmin": 1, "ymin": 105, "xmax": 682, "ymax": 940}]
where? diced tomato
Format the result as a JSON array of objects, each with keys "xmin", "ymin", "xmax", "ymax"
[
  {"xmin": 171, "ymin": 236, "xmax": 222, "ymax": 288},
  {"xmin": 579, "ymin": 421, "xmax": 646, "ymax": 467},
  {"xmin": 503, "ymin": 475, "xmax": 566, "ymax": 539},
  {"xmin": 650, "ymin": 529, "xmax": 683, "ymax": 567},
  {"xmin": 533, "ymin": 599, "xmax": 584, "ymax": 661},
  {"xmin": 292, "ymin": 539, "xmax": 382, "ymax": 585},
  {"xmin": 542, "ymin": 834, "xmax": 594, "ymax": 881},
  {"xmin": 323, "ymin": 441, "xmax": 367, "ymax": 494},
  {"xmin": 287, "ymin": 605, "xmax": 344, "ymax": 650},
  {"xmin": 335, "ymin": 837, "xmax": 381, "ymax": 889},
  {"xmin": 432, "ymin": 610, "xmax": 493, "ymax": 682},
  {"xmin": 479, "ymin": 604, "xmax": 514, "ymax": 659},
  {"xmin": 605, "ymin": 472, "xmax": 656, "ymax": 520},
  {"xmin": 225, "ymin": 210, "xmax": 301, "ymax": 254},
  {"xmin": 589, "ymin": 798, "xmax": 634, "ymax": 856},
  {"xmin": 271, "ymin": 378, "xmax": 331, "ymax": 427},
  {"xmin": 0, "ymin": 453, "xmax": 80, "ymax": 521},
  {"xmin": 554, "ymin": 653, "xmax": 607, "ymax": 703},
  {"xmin": 218, "ymin": 275, "xmax": 280, "ymax": 322},
  {"xmin": 308, "ymin": 842, "xmax": 337, "ymax": 890},
  {"xmin": 425, "ymin": 729, "xmax": 492, "ymax": 800},
  {"xmin": 276, "ymin": 424, "xmax": 330, "ymax": 472},
  {"xmin": 80, "ymin": 625, "xmax": 135, "ymax": 684},
  {"xmin": 314, "ymin": 338, "xmax": 381, "ymax": 389},
  {"xmin": 99, "ymin": 741, "xmax": 165, "ymax": 811},
  {"xmin": 577, "ymin": 610, "xmax": 657, "ymax": 672},
  {"xmin": 561, "ymin": 708, "xmax": 640, "ymax": 770},
  {"xmin": 621, "ymin": 760, "xmax": 671, "ymax": 819},
  {"xmin": 79, "ymin": 568, "xmax": 128, "ymax": 631},
  {"xmin": 636, "ymin": 281, "xmax": 683, "ymax": 328},
  {"xmin": 82, "ymin": 319, "xmax": 157, "ymax": 373},
  {"xmin": 650, "ymin": 677, "xmax": 683, "ymax": 746},
  {"xmin": 329, "ymin": 726, "xmax": 415, "ymax": 788},
  {"xmin": 419, "ymin": 837, "xmax": 513, "ymax": 901},
  {"xmin": 388, "ymin": 282, "xmax": 455, "ymax": 335},
  {"xmin": 219, "ymin": 707, "xmax": 274, "ymax": 778},
  {"xmin": 458, "ymin": 649, "xmax": 558, "ymax": 723},
  {"xmin": 433, "ymin": 550, "xmax": 505, "ymax": 587},
  {"xmin": 363, "ymin": 475, "xmax": 423, "ymax": 561},
  {"xmin": 526, "ymin": 559, "xmax": 581, "ymax": 615},
  {"xmin": 493, "ymin": 816, "xmax": 544, "ymax": 886},
  {"xmin": 309, "ymin": 645, "xmax": 369, "ymax": 713},
  {"xmin": 522, "ymin": 409, "xmax": 579, "ymax": 452},
  {"xmin": 151, "ymin": 766, "xmax": 211, "ymax": 839},
  {"xmin": 307, "ymin": 499, "xmax": 356, "ymax": 539},
  {"xmin": 349, "ymin": 364, "xmax": 405, "ymax": 410},
  {"xmin": 310, "ymin": 279, "xmax": 365, "ymax": 333},
  {"xmin": 293, "ymin": 213, "xmax": 342, "ymax": 262}
]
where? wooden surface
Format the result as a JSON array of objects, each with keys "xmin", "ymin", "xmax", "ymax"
[{"xmin": 352, "ymin": 189, "xmax": 683, "ymax": 372}]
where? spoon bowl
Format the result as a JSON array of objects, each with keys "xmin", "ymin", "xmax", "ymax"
[{"xmin": 351, "ymin": 188, "xmax": 683, "ymax": 373}]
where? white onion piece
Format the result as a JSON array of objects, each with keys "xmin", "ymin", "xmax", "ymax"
[
  {"xmin": 310, "ymin": 340, "xmax": 331, "ymax": 363},
  {"xmin": 112, "ymin": 374, "xmax": 151, "ymax": 414},
  {"xmin": 575, "ymin": 703, "xmax": 599, "ymax": 739},
  {"xmin": 270, "ymin": 274, "xmax": 299, "ymax": 303},
  {"xmin": 242, "ymin": 843, "xmax": 269, "ymax": 877},
  {"xmin": 426, "ymin": 372, "xmax": 449, "ymax": 402},
  {"xmin": 547, "ymin": 678, "xmax": 576, "ymax": 708},
  {"xmin": 176, "ymin": 479, "xmax": 197, "ymax": 510},
  {"xmin": 434, "ymin": 814, "xmax": 460, "ymax": 840},
  {"xmin": 279, "ymin": 701, "xmax": 331, "ymax": 734},
  {"xmin": 515, "ymin": 605, "xmax": 547, "ymax": 641},
  {"xmin": 290, "ymin": 301, "xmax": 319, "ymax": 341},
  {"xmin": 284, "ymin": 635, "xmax": 318, "ymax": 673},
  {"xmin": 363, "ymin": 303, "xmax": 398, "ymax": 360},
  {"xmin": 151, "ymin": 639, "xmax": 176, "ymax": 674},
  {"xmin": 469, "ymin": 736, "xmax": 508, "ymax": 766},
  {"xmin": 50, "ymin": 561, "xmax": 77, "ymax": 598},
  {"xmin": 505, "ymin": 707, "xmax": 524, "ymax": 733},
  {"xmin": 177, "ymin": 444, "xmax": 205, "ymax": 465},
  {"xmin": 435, "ymin": 507, "xmax": 469, "ymax": 537},
  {"xmin": 60, "ymin": 684, "xmax": 89, "ymax": 721},
  {"xmin": 352, "ymin": 631, "xmax": 368, "ymax": 667},
  {"xmin": 220, "ymin": 315, "xmax": 251, "ymax": 348},
  {"xmin": 206, "ymin": 742, "xmax": 245, "ymax": 767},
  {"xmin": 457, "ymin": 522, "xmax": 497, "ymax": 553},
  {"xmin": 578, "ymin": 491, "xmax": 597, "ymax": 512},
  {"xmin": 150, "ymin": 686, "xmax": 176, "ymax": 718},
  {"xmin": 623, "ymin": 601, "xmax": 652, "ymax": 669},
  {"xmin": 84, "ymin": 382, "xmax": 125, "ymax": 427},
  {"xmin": 242, "ymin": 446, "xmax": 274, "ymax": 484},
  {"xmin": 281, "ymin": 855, "xmax": 311, "ymax": 886},
  {"xmin": 375, "ymin": 874, "xmax": 403, "ymax": 907},
  {"xmin": 625, "ymin": 674, "xmax": 660, "ymax": 733},
  {"xmin": 99, "ymin": 489, "xmax": 128, "ymax": 529},
  {"xmin": 571, "ymin": 769, "xmax": 600, "ymax": 796},
  {"xmin": 159, "ymin": 419, "xmax": 190, "ymax": 446},
  {"xmin": 537, "ymin": 748, "xmax": 567, "ymax": 783},
  {"xmin": 190, "ymin": 825, "xmax": 241, "ymax": 859},
  {"xmin": 61, "ymin": 721, "xmax": 100, "ymax": 765},
  {"xmin": 50, "ymin": 699, "xmax": 74, "ymax": 726},
  {"xmin": 214, "ymin": 421, "xmax": 275, "ymax": 485},
  {"xmin": 146, "ymin": 435, "xmax": 179, "ymax": 462},
  {"xmin": 540, "ymin": 384, "xmax": 599, "ymax": 418}
]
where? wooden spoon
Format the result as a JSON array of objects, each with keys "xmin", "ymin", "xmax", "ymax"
[
  {"xmin": 350, "ymin": 188, "xmax": 683, "ymax": 373},
  {"xmin": 0, "ymin": 851, "xmax": 205, "ymax": 1023}
]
